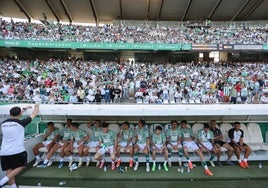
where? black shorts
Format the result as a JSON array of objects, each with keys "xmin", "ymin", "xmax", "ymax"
[
  {"xmin": 1, "ymin": 151, "xmax": 27, "ymax": 171},
  {"xmin": 214, "ymin": 140, "xmax": 226, "ymax": 147},
  {"xmin": 228, "ymin": 142, "xmax": 248, "ymax": 148}
]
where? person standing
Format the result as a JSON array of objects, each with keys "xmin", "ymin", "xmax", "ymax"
[{"xmin": 0, "ymin": 104, "xmax": 39, "ymax": 188}]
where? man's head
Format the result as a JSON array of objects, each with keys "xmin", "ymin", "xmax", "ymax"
[
  {"xmin": 138, "ymin": 119, "xmax": 146, "ymax": 128},
  {"xmin": 95, "ymin": 120, "xmax": 101, "ymax": 128},
  {"xmin": 204, "ymin": 123, "xmax": 210, "ymax": 132},
  {"xmin": 121, "ymin": 121, "xmax": 130, "ymax": 130},
  {"xmin": 70, "ymin": 123, "xmax": 79, "ymax": 131},
  {"xmin": 66, "ymin": 119, "xmax": 72, "ymax": 127},
  {"xmin": 47, "ymin": 121, "xmax": 55, "ymax": 129},
  {"xmin": 171, "ymin": 120, "xmax": 178, "ymax": 129},
  {"xmin": 210, "ymin": 120, "xmax": 217, "ymax": 129},
  {"xmin": 180, "ymin": 120, "xmax": 188, "ymax": 129},
  {"xmin": 101, "ymin": 122, "xmax": 109, "ymax": 133},
  {"xmin": 10, "ymin": 106, "xmax": 22, "ymax": 117},
  {"xmin": 233, "ymin": 121, "xmax": 241, "ymax": 130},
  {"xmin": 155, "ymin": 125, "xmax": 163, "ymax": 135}
]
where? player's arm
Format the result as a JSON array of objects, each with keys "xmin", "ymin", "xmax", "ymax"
[{"xmin": 30, "ymin": 104, "xmax": 40, "ymax": 119}]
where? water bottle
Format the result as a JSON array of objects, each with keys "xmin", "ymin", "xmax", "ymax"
[
  {"xmin": 104, "ymin": 165, "xmax": 107, "ymax": 172},
  {"xmin": 258, "ymin": 162, "xmax": 263, "ymax": 169},
  {"xmin": 158, "ymin": 163, "xmax": 161, "ymax": 170},
  {"xmin": 101, "ymin": 143, "xmax": 106, "ymax": 149},
  {"xmin": 125, "ymin": 166, "xmax": 128, "ymax": 171},
  {"xmin": 59, "ymin": 181, "xmax": 66, "ymax": 186}
]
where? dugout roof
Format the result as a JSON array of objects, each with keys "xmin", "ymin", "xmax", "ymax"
[{"xmin": 0, "ymin": 0, "xmax": 268, "ymax": 24}]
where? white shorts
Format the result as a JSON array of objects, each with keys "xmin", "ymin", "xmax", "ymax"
[
  {"xmin": 182, "ymin": 141, "xmax": 199, "ymax": 151},
  {"xmin": 118, "ymin": 141, "xmax": 133, "ymax": 147},
  {"xmin": 199, "ymin": 142, "xmax": 214, "ymax": 151},
  {"xmin": 73, "ymin": 141, "xmax": 84, "ymax": 149},
  {"xmin": 151, "ymin": 144, "xmax": 165, "ymax": 151},
  {"xmin": 136, "ymin": 143, "xmax": 147, "ymax": 151},
  {"xmin": 98, "ymin": 146, "xmax": 115, "ymax": 155},
  {"xmin": 86, "ymin": 141, "xmax": 99, "ymax": 148},
  {"xmin": 42, "ymin": 140, "xmax": 53, "ymax": 147},
  {"xmin": 167, "ymin": 142, "xmax": 182, "ymax": 150},
  {"xmin": 58, "ymin": 140, "xmax": 69, "ymax": 147}
]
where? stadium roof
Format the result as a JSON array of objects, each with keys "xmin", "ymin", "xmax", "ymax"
[{"xmin": 0, "ymin": 0, "xmax": 268, "ymax": 24}]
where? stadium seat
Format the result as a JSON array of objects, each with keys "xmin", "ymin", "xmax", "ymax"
[
  {"xmin": 247, "ymin": 123, "xmax": 268, "ymax": 150},
  {"xmin": 239, "ymin": 123, "xmax": 261, "ymax": 150},
  {"xmin": 54, "ymin": 123, "xmax": 64, "ymax": 130},
  {"xmin": 108, "ymin": 124, "xmax": 120, "ymax": 135},
  {"xmin": 79, "ymin": 123, "xmax": 92, "ymax": 136},
  {"xmin": 219, "ymin": 123, "xmax": 233, "ymax": 142},
  {"xmin": 192, "ymin": 123, "xmax": 204, "ymax": 140},
  {"xmin": 164, "ymin": 124, "xmax": 171, "ymax": 132}
]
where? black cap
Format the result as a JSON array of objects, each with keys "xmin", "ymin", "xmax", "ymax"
[{"xmin": 10, "ymin": 106, "xmax": 21, "ymax": 116}]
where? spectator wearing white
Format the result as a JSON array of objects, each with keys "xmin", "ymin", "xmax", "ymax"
[
  {"xmin": 240, "ymin": 84, "xmax": 248, "ymax": 104},
  {"xmin": 260, "ymin": 92, "xmax": 268, "ymax": 104},
  {"xmin": 69, "ymin": 93, "xmax": 78, "ymax": 103},
  {"xmin": 77, "ymin": 86, "xmax": 86, "ymax": 103},
  {"xmin": 32, "ymin": 91, "xmax": 42, "ymax": 103}
]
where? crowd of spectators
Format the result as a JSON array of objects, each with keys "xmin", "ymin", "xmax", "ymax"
[
  {"xmin": 0, "ymin": 19, "xmax": 267, "ymax": 44},
  {"xmin": 0, "ymin": 57, "xmax": 268, "ymax": 105}
]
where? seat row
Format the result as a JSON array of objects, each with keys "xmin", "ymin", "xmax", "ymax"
[{"xmin": 38, "ymin": 122, "xmax": 268, "ymax": 155}]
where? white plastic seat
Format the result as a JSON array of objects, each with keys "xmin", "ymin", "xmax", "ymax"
[
  {"xmin": 192, "ymin": 123, "xmax": 204, "ymax": 139},
  {"xmin": 247, "ymin": 123, "xmax": 268, "ymax": 150},
  {"xmin": 239, "ymin": 123, "xmax": 250, "ymax": 143},
  {"xmin": 164, "ymin": 124, "xmax": 171, "ymax": 132},
  {"xmin": 220, "ymin": 123, "xmax": 233, "ymax": 142},
  {"xmin": 54, "ymin": 123, "xmax": 64, "ymax": 130},
  {"xmin": 108, "ymin": 124, "xmax": 120, "ymax": 135},
  {"xmin": 79, "ymin": 123, "xmax": 92, "ymax": 137},
  {"xmin": 239, "ymin": 123, "xmax": 260, "ymax": 150}
]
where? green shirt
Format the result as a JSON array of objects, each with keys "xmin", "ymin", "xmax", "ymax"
[
  {"xmin": 90, "ymin": 126, "xmax": 102, "ymax": 142},
  {"xmin": 135, "ymin": 127, "xmax": 149, "ymax": 145},
  {"xmin": 179, "ymin": 128, "xmax": 194, "ymax": 140},
  {"xmin": 120, "ymin": 129, "xmax": 134, "ymax": 142},
  {"xmin": 60, "ymin": 127, "xmax": 72, "ymax": 141},
  {"xmin": 71, "ymin": 128, "xmax": 87, "ymax": 142},
  {"xmin": 43, "ymin": 128, "xmax": 60, "ymax": 141},
  {"xmin": 152, "ymin": 132, "xmax": 166, "ymax": 145},
  {"xmin": 198, "ymin": 129, "xmax": 214, "ymax": 143},
  {"xmin": 100, "ymin": 130, "xmax": 116, "ymax": 147},
  {"xmin": 166, "ymin": 128, "xmax": 180, "ymax": 143}
]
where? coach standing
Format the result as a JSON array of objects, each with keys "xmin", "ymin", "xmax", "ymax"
[{"xmin": 0, "ymin": 104, "xmax": 39, "ymax": 188}]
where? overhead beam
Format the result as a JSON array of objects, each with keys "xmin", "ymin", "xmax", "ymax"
[
  {"xmin": 89, "ymin": 0, "xmax": 98, "ymax": 24},
  {"xmin": 207, "ymin": 0, "xmax": 222, "ymax": 20},
  {"xmin": 59, "ymin": 0, "xmax": 72, "ymax": 23},
  {"xmin": 13, "ymin": 0, "xmax": 31, "ymax": 22},
  {"xmin": 181, "ymin": 0, "xmax": 192, "ymax": 21},
  {"xmin": 243, "ymin": 0, "xmax": 263, "ymax": 20},
  {"xmin": 231, "ymin": 0, "xmax": 251, "ymax": 21},
  {"xmin": 158, "ymin": 0, "xmax": 164, "ymax": 20},
  {"xmin": 45, "ymin": 0, "xmax": 60, "ymax": 22},
  {"xmin": 119, "ymin": 0, "xmax": 123, "ymax": 19}
]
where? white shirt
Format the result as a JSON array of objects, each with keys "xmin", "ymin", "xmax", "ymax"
[{"xmin": 0, "ymin": 117, "xmax": 32, "ymax": 155}]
